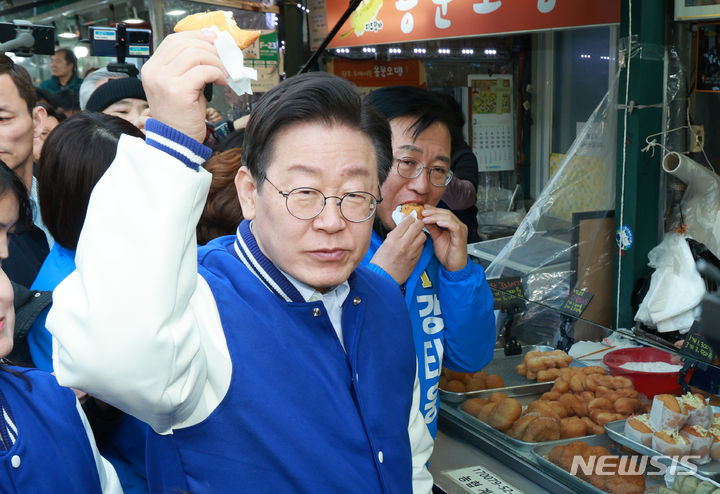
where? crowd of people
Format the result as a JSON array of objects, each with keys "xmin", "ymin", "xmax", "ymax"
[{"xmin": 0, "ymin": 29, "xmax": 494, "ymax": 493}]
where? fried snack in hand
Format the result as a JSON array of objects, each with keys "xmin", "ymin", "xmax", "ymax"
[{"xmin": 174, "ymin": 11, "xmax": 261, "ymax": 49}]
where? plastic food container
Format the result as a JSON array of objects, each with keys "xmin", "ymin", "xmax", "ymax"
[{"xmin": 603, "ymin": 346, "xmax": 692, "ymax": 398}]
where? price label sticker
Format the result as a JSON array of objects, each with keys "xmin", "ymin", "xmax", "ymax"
[
  {"xmin": 561, "ymin": 288, "xmax": 593, "ymax": 318},
  {"xmin": 444, "ymin": 465, "xmax": 524, "ymax": 494},
  {"xmin": 487, "ymin": 277, "xmax": 525, "ymax": 310},
  {"xmin": 681, "ymin": 325, "xmax": 715, "ymax": 364}
]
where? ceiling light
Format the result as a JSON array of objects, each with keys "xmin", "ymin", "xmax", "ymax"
[
  {"xmin": 166, "ymin": 9, "xmax": 187, "ymax": 16},
  {"xmin": 123, "ymin": 7, "xmax": 144, "ymax": 24},
  {"xmin": 73, "ymin": 45, "xmax": 89, "ymax": 58}
]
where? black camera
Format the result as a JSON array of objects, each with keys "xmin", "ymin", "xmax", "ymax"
[
  {"xmin": 0, "ymin": 20, "xmax": 54, "ymax": 57},
  {"xmin": 89, "ymin": 24, "xmax": 152, "ymax": 78},
  {"xmin": 89, "ymin": 25, "xmax": 152, "ymax": 59}
]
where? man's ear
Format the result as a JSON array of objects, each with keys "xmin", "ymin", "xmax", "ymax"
[
  {"xmin": 235, "ymin": 166, "xmax": 257, "ymax": 220},
  {"xmin": 31, "ymin": 105, "xmax": 47, "ymax": 140}
]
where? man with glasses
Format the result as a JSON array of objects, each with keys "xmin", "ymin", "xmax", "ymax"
[
  {"xmin": 363, "ymin": 87, "xmax": 495, "ymax": 438},
  {"xmin": 47, "ymin": 32, "xmax": 433, "ymax": 493}
]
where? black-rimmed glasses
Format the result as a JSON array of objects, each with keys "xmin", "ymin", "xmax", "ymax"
[
  {"xmin": 264, "ymin": 178, "xmax": 382, "ymax": 223},
  {"xmin": 395, "ymin": 157, "xmax": 453, "ymax": 187}
]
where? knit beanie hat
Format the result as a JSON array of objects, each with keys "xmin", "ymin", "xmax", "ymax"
[{"xmin": 85, "ymin": 77, "xmax": 146, "ymax": 112}]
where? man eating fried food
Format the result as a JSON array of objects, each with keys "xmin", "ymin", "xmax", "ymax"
[{"xmin": 362, "ymin": 86, "xmax": 496, "ymax": 438}]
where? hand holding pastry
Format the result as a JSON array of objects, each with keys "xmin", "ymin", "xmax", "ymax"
[
  {"xmin": 141, "ymin": 31, "xmax": 227, "ymax": 142},
  {"xmin": 370, "ymin": 213, "xmax": 425, "ymax": 285},
  {"xmin": 421, "ymin": 205, "xmax": 468, "ymax": 272}
]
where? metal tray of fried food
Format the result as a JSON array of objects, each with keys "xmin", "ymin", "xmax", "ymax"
[
  {"xmin": 605, "ymin": 416, "xmax": 720, "ymax": 481},
  {"xmin": 440, "ymin": 345, "xmax": 586, "ymax": 404},
  {"xmin": 455, "ymin": 383, "xmax": 600, "ymax": 452},
  {"xmin": 532, "ymin": 434, "xmax": 666, "ymax": 494}
]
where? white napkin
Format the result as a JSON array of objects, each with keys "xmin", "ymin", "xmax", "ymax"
[
  {"xmin": 391, "ymin": 206, "xmax": 429, "ymax": 233},
  {"xmin": 205, "ymin": 27, "xmax": 257, "ymax": 96}
]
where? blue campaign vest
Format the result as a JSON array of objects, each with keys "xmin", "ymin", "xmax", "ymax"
[
  {"xmin": 146, "ymin": 223, "xmax": 416, "ymax": 494},
  {"xmin": 363, "ymin": 231, "xmax": 495, "ymax": 438},
  {"xmin": 0, "ymin": 367, "xmax": 103, "ymax": 494}
]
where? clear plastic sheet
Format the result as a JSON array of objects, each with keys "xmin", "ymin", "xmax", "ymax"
[{"xmin": 479, "ymin": 67, "xmax": 619, "ymax": 343}]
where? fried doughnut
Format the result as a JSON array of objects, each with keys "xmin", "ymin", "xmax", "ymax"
[
  {"xmin": 526, "ymin": 356, "xmax": 546, "ymax": 371},
  {"xmin": 541, "ymin": 391, "xmax": 562, "ymax": 401},
  {"xmin": 597, "ymin": 375, "xmax": 614, "ymax": 388},
  {"xmin": 552, "ymin": 380, "xmax": 570, "ymax": 394},
  {"xmin": 508, "ymin": 413, "xmax": 540, "ymax": 439},
  {"xmin": 594, "ymin": 412, "xmax": 624, "ymax": 426},
  {"xmin": 614, "ymin": 397, "xmax": 642, "ymax": 415},
  {"xmin": 559, "ymin": 393, "xmax": 586, "ymax": 417},
  {"xmin": 588, "ymin": 398, "xmax": 613, "ymax": 412},
  {"xmin": 616, "ymin": 388, "xmax": 639, "ymax": 399},
  {"xmin": 547, "ymin": 401, "xmax": 569, "ymax": 419},
  {"xmin": 579, "ymin": 391, "xmax": 596, "ymax": 403},
  {"xmin": 558, "ymin": 440, "xmax": 590, "ymax": 470},
  {"xmin": 526, "ymin": 370, "xmax": 538, "ymax": 380},
  {"xmin": 584, "ymin": 374, "xmax": 600, "ymax": 392},
  {"xmin": 560, "ymin": 416, "xmax": 588, "ymax": 438},
  {"xmin": 465, "ymin": 375, "xmax": 487, "ymax": 392},
  {"xmin": 174, "ymin": 11, "xmax": 261, "ymax": 49},
  {"xmin": 476, "ymin": 402, "xmax": 497, "ymax": 422},
  {"xmin": 611, "ymin": 376, "xmax": 633, "ymax": 389},
  {"xmin": 521, "ymin": 416, "xmax": 560, "ymax": 442},
  {"xmin": 580, "ymin": 416, "xmax": 605, "ymax": 435},
  {"xmin": 582, "ymin": 366, "xmax": 606, "ymax": 375},
  {"xmin": 439, "ymin": 375, "xmax": 448, "ymax": 389},
  {"xmin": 400, "ymin": 203, "xmax": 424, "ymax": 217},
  {"xmin": 445, "ymin": 380, "xmax": 465, "ymax": 393},
  {"xmin": 527, "ymin": 400, "xmax": 561, "ymax": 419},
  {"xmin": 516, "ymin": 363, "xmax": 527, "ymax": 376},
  {"xmin": 488, "ymin": 392, "xmax": 509, "ymax": 403},
  {"xmin": 570, "ymin": 374, "xmax": 585, "ymax": 393},
  {"xmin": 461, "ymin": 398, "xmax": 489, "ymax": 416},
  {"xmin": 537, "ymin": 369, "xmax": 560, "ymax": 382},
  {"xmin": 548, "ymin": 444, "xmax": 566, "ymax": 465},
  {"xmin": 485, "ymin": 375, "xmax": 504, "ymax": 389},
  {"xmin": 487, "ymin": 398, "xmax": 523, "ymax": 431},
  {"xmin": 444, "ymin": 369, "xmax": 467, "ymax": 382}
]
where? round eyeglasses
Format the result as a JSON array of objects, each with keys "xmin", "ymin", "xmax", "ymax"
[
  {"xmin": 395, "ymin": 157, "xmax": 453, "ymax": 187},
  {"xmin": 264, "ymin": 178, "xmax": 382, "ymax": 223}
]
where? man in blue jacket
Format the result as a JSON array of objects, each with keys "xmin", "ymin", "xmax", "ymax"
[
  {"xmin": 363, "ymin": 87, "xmax": 496, "ymax": 437},
  {"xmin": 48, "ymin": 32, "xmax": 433, "ymax": 493}
]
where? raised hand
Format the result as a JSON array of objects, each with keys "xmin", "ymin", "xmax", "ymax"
[
  {"xmin": 141, "ymin": 31, "xmax": 228, "ymax": 143},
  {"xmin": 370, "ymin": 215, "xmax": 426, "ymax": 285},
  {"xmin": 421, "ymin": 206, "xmax": 468, "ymax": 272}
]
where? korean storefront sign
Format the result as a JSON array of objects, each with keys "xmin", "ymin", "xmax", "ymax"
[
  {"xmin": 328, "ymin": 59, "xmax": 425, "ymax": 87},
  {"xmin": 326, "ymin": 0, "xmax": 620, "ymax": 47}
]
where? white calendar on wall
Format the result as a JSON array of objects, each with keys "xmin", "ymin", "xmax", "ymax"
[{"xmin": 469, "ymin": 74, "xmax": 515, "ymax": 172}]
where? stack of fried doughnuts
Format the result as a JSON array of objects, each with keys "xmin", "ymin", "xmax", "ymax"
[
  {"xmin": 547, "ymin": 441, "xmax": 645, "ymax": 494},
  {"xmin": 462, "ymin": 366, "xmax": 648, "ymax": 442},
  {"xmin": 439, "ymin": 368, "xmax": 505, "ymax": 393}
]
